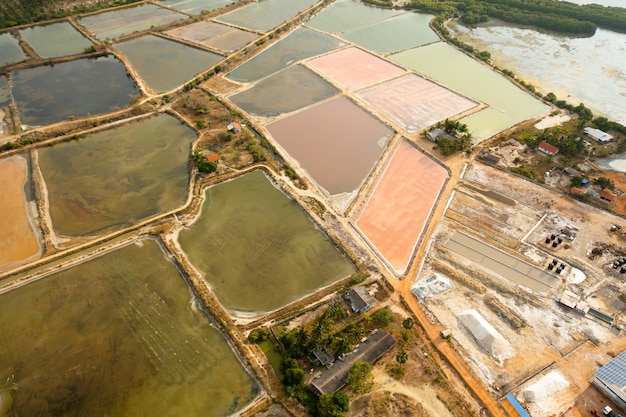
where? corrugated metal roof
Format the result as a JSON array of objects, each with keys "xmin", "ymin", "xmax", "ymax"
[{"xmin": 595, "ymin": 351, "xmax": 626, "ymax": 389}]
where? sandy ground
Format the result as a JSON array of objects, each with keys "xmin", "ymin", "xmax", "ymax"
[{"xmin": 0, "ymin": 156, "xmax": 41, "ymax": 271}]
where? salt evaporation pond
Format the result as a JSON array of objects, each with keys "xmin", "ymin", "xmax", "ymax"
[
  {"xmin": 0, "ymin": 32, "xmax": 26, "ymax": 67},
  {"xmin": 38, "ymin": 114, "xmax": 195, "ymax": 237},
  {"xmin": 0, "ymin": 75, "xmax": 9, "ymax": 106},
  {"xmin": 216, "ymin": 0, "xmax": 317, "ymax": 33},
  {"xmin": 306, "ymin": 0, "xmax": 404, "ymax": 33},
  {"xmin": 307, "ymin": 46, "xmax": 405, "ymax": 90},
  {"xmin": 19, "ymin": 22, "xmax": 93, "ymax": 58},
  {"xmin": 341, "ymin": 12, "xmax": 439, "ymax": 54},
  {"xmin": 166, "ymin": 21, "xmax": 257, "ymax": 53},
  {"xmin": 266, "ymin": 96, "xmax": 394, "ymax": 197},
  {"xmin": 355, "ymin": 141, "xmax": 449, "ymax": 275},
  {"xmin": 178, "ymin": 171, "xmax": 355, "ymax": 315},
  {"xmin": 391, "ymin": 42, "xmax": 549, "ymax": 140},
  {"xmin": 115, "ymin": 35, "xmax": 222, "ymax": 93},
  {"xmin": 0, "ymin": 156, "xmax": 40, "ymax": 272},
  {"xmin": 159, "ymin": 0, "xmax": 234, "ymax": 14},
  {"xmin": 0, "ymin": 240, "xmax": 258, "ymax": 417},
  {"xmin": 78, "ymin": 3, "xmax": 185, "ymax": 40},
  {"xmin": 230, "ymin": 65, "xmax": 338, "ymax": 117},
  {"xmin": 356, "ymin": 73, "xmax": 477, "ymax": 133},
  {"xmin": 11, "ymin": 56, "xmax": 138, "ymax": 126},
  {"xmin": 450, "ymin": 22, "xmax": 626, "ymax": 125},
  {"xmin": 227, "ymin": 27, "xmax": 346, "ymax": 83}
]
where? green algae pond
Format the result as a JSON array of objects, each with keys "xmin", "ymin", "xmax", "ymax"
[
  {"xmin": 0, "ymin": 32, "xmax": 26, "ymax": 67},
  {"xmin": 11, "ymin": 56, "xmax": 138, "ymax": 127},
  {"xmin": 19, "ymin": 22, "xmax": 93, "ymax": 58},
  {"xmin": 306, "ymin": 0, "xmax": 404, "ymax": 33},
  {"xmin": 0, "ymin": 239, "xmax": 258, "ymax": 417},
  {"xmin": 38, "ymin": 114, "xmax": 196, "ymax": 237},
  {"xmin": 216, "ymin": 0, "xmax": 317, "ymax": 33},
  {"xmin": 226, "ymin": 27, "xmax": 346, "ymax": 83},
  {"xmin": 229, "ymin": 64, "xmax": 339, "ymax": 117},
  {"xmin": 178, "ymin": 171, "xmax": 355, "ymax": 316},
  {"xmin": 115, "ymin": 35, "xmax": 223, "ymax": 93}
]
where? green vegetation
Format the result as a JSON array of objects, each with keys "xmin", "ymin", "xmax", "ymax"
[
  {"xmin": 317, "ymin": 392, "xmax": 350, "ymax": 417},
  {"xmin": 406, "ymin": 0, "xmax": 626, "ymax": 34},
  {"xmin": 0, "ymin": 0, "xmax": 142, "ymax": 29},
  {"xmin": 594, "ymin": 176, "xmax": 615, "ymax": 190},
  {"xmin": 191, "ymin": 150, "xmax": 217, "ymax": 173},
  {"xmin": 348, "ymin": 361, "xmax": 374, "ymax": 393}
]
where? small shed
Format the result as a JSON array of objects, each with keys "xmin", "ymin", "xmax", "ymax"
[
  {"xmin": 584, "ymin": 127, "xmax": 613, "ymax": 142},
  {"xmin": 345, "ymin": 287, "xmax": 376, "ymax": 314},
  {"xmin": 227, "ymin": 122, "xmax": 242, "ymax": 133},
  {"xmin": 563, "ymin": 167, "xmax": 581, "ymax": 177},
  {"xmin": 427, "ymin": 128, "xmax": 446, "ymax": 142},
  {"xmin": 205, "ymin": 153, "xmax": 220, "ymax": 163},
  {"xmin": 312, "ymin": 348, "xmax": 334, "ymax": 367},
  {"xmin": 538, "ymin": 141, "xmax": 559, "ymax": 156},
  {"xmin": 570, "ymin": 187, "xmax": 586, "ymax": 196},
  {"xmin": 600, "ymin": 189, "xmax": 617, "ymax": 204}
]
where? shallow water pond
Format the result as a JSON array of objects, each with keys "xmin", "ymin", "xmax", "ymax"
[
  {"xmin": 159, "ymin": 0, "xmax": 235, "ymax": 14},
  {"xmin": 216, "ymin": 0, "xmax": 317, "ymax": 33},
  {"xmin": 19, "ymin": 22, "xmax": 93, "ymax": 58},
  {"xmin": 178, "ymin": 171, "xmax": 355, "ymax": 315},
  {"xmin": 0, "ymin": 239, "xmax": 258, "ymax": 417},
  {"xmin": 306, "ymin": 0, "xmax": 404, "ymax": 33},
  {"xmin": 0, "ymin": 32, "xmax": 26, "ymax": 67},
  {"xmin": 38, "ymin": 114, "xmax": 195, "ymax": 237}
]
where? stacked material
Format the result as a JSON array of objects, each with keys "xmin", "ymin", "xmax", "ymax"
[
  {"xmin": 522, "ymin": 371, "xmax": 569, "ymax": 402},
  {"xmin": 458, "ymin": 310, "xmax": 512, "ymax": 360}
]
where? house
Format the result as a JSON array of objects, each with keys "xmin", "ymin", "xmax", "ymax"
[
  {"xmin": 563, "ymin": 167, "xmax": 581, "ymax": 177},
  {"xmin": 592, "ymin": 350, "xmax": 626, "ymax": 412},
  {"xmin": 227, "ymin": 122, "xmax": 242, "ymax": 133},
  {"xmin": 309, "ymin": 329, "xmax": 396, "ymax": 396},
  {"xmin": 205, "ymin": 153, "xmax": 220, "ymax": 163},
  {"xmin": 345, "ymin": 287, "xmax": 376, "ymax": 314},
  {"xmin": 570, "ymin": 187, "xmax": 586, "ymax": 196},
  {"xmin": 584, "ymin": 127, "xmax": 613, "ymax": 142},
  {"xmin": 312, "ymin": 348, "xmax": 334, "ymax": 368},
  {"xmin": 600, "ymin": 189, "xmax": 617, "ymax": 204},
  {"xmin": 427, "ymin": 128, "xmax": 456, "ymax": 143},
  {"xmin": 537, "ymin": 141, "xmax": 559, "ymax": 156}
]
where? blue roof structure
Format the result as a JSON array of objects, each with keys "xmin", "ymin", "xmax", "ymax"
[
  {"xmin": 505, "ymin": 393, "xmax": 531, "ymax": 417},
  {"xmin": 596, "ymin": 351, "xmax": 626, "ymax": 389}
]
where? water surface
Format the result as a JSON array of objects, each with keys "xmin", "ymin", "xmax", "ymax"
[
  {"xmin": 227, "ymin": 27, "xmax": 346, "ymax": 82},
  {"xmin": 79, "ymin": 3, "xmax": 185, "ymax": 40},
  {"xmin": 19, "ymin": 22, "xmax": 93, "ymax": 58},
  {"xmin": 0, "ymin": 32, "xmax": 26, "ymax": 67},
  {"xmin": 342, "ymin": 12, "xmax": 439, "ymax": 54},
  {"xmin": 0, "ymin": 240, "xmax": 257, "ymax": 417},
  {"xmin": 38, "ymin": 114, "xmax": 195, "ymax": 236},
  {"xmin": 306, "ymin": 0, "xmax": 404, "ymax": 33},
  {"xmin": 216, "ymin": 0, "xmax": 317, "ymax": 32},
  {"xmin": 116, "ymin": 35, "xmax": 222, "ymax": 92},
  {"xmin": 450, "ymin": 21, "xmax": 626, "ymax": 125},
  {"xmin": 230, "ymin": 65, "xmax": 338, "ymax": 117},
  {"xmin": 166, "ymin": 21, "xmax": 257, "ymax": 53},
  {"xmin": 0, "ymin": 75, "xmax": 9, "ymax": 106},
  {"xmin": 11, "ymin": 56, "xmax": 138, "ymax": 126},
  {"xmin": 178, "ymin": 171, "xmax": 355, "ymax": 315},
  {"xmin": 160, "ymin": 0, "xmax": 235, "ymax": 14}
]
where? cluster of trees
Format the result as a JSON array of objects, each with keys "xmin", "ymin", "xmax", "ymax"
[
  {"xmin": 191, "ymin": 150, "xmax": 217, "ymax": 173},
  {"xmin": 407, "ymin": 0, "xmax": 626, "ymax": 34},
  {"xmin": 432, "ymin": 119, "xmax": 474, "ymax": 156},
  {"xmin": 524, "ymin": 126, "xmax": 587, "ymax": 158},
  {"xmin": 0, "ymin": 0, "xmax": 141, "ymax": 29}
]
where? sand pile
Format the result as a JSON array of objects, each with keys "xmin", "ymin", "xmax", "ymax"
[
  {"xmin": 458, "ymin": 310, "xmax": 512, "ymax": 360},
  {"xmin": 523, "ymin": 371, "xmax": 569, "ymax": 402}
]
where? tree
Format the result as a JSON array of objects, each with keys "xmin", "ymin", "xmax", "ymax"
[
  {"xmin": 317, "ymin": 392, "xmax": 349, "ymax": 417},
  {"xmin": 248, "ymin": 328, "xmax": 270, "ymax": 344},
  {"xmin": 281, "ymin": 357, "xmax": 305, "ymax": 387},
  {"xmin": 348, "ymin": 361, "xmax": 374, "ymax": 393},
  {"xmin": 594, "ymin": 176, "xmax": 615, "ymax": 190},
  {"xmin": 371, "ymin": 308, "xmax": 393, "ymax": 326},
  {"xmin": 396, "ymin": 350, "xmax": 409, "ymax": 368},
  {"xmin": 191, "ymin": 150, "xmax": 217, "ymax": 173},
  {"xmin": 570, "ymin": 176, "xmax": 584, "ymax": 187}
]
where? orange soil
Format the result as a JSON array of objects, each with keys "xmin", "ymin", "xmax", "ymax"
[
  {"xmin": 0, "ymin": 157, "xmax": 40, "ymax": 270},
  {"xmin": 355, "ymin": 141, "xmax": 449, "ymax": 274}
]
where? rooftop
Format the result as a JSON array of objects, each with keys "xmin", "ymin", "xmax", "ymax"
[{"xmin": 595, "ymin": 350, "xmax": 626, "ymax": 389}]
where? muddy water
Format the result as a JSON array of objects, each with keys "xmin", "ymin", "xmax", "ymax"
[
  {"xmin": 38, "ymin": 114, "xmax": 195, "ymax": 237},
  {"xmin": 19, "ymin": 22, "xmax": 93, "ymax": 58},
  {"xmin": 227, "ymin": 27, "xmax": 346, "ymax": 82},
  {"xmin": 306, "ymin": 0, "xmax": 404, "ymax": 33},
  {"xmin": 11, "ymin": 56, "xmax": 138, "ymax": 126},
  {"xmin": 166, "ymin": 21, "xmax": 258, "ymax": 53},
  {"xmin": 78, "ymin": 3, "xmax": 185, "ymax": 40},
  {"xmin": 116, "ymin": 35, "xmax": 222, "ymax": 93},
  {"xmin": 342, "ymin": 12, "xmax": 439, "ymax": 54},
  {"xmin": 266, "ymin": 96, "xmax": 394, "ymax": 195},
  {"xmin": 450, "ymin": 21, "xmax": 626, "ymax": 125},
  {"xmin": 391, "ymin": 42, "xmax": 549, "ymax": 140},
  {"xmin": 0, "ymin": 33, "xmax": 26, "ymax": 67},
  {"xmin": 159, "ymin": 0, "xmax": 233, "ymax": 14},
  {"xmin": 216, "ymin": 0, "xmax": 317, "ymax": 33},
  {"xmin": 0, "ymin": 239, "xmax": 258, "ymax": 417},
  {"xmin": 230, "ymin": 65, "xmax": 338, "ymax": 117},
  {"xmin": 178, "ymin": 171, "xmax": 355, "ymax": 315},
  {"xmin": 0, "ymin": 76, "xmax": 9, "ymax": 106},
  {"xmin": 0, "ymin": 156, "xmax": 40, "ymax": 272}
]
